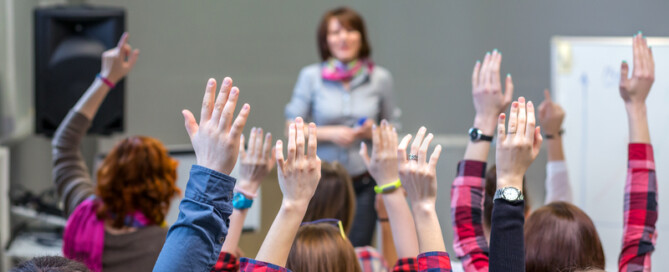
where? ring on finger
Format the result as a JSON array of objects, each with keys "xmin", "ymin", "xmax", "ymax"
[{"xmin": 408, "ymin": 154, "xmax": 418, "ymax": 161}]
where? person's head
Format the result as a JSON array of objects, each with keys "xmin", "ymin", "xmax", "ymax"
[
  {"xmin": 286, "ymin": 223, "xmax": 362, "ymax": 272},
  {"xmin": 303, "ymin": 161, "xmax": 356, "ymax": 233},
  {"xmin": 483, "ymin": 165, "xmax": 531, "ymax": 235},
  {"xmin": 11, "ymin": 256, "xmax": 91, "ymax": 272},
  {"xmin": 524, "ymin": 201, "xmax": 605, "ymax": 271},
  {"xmin": 96, "ymin": 136, "xmax": 180, "ymax": 228},
  {"xmin": 317, "ymin": 6, "xmax": 371, "ymax": 62}
]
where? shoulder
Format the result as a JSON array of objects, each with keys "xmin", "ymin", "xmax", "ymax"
[
  {"xmin": 371, "ymin": 65, "xmax": 393, "ymax": 81},
  {"xmin": 297, "ymin": 63, "xmax": 322, "ymax": 78}
]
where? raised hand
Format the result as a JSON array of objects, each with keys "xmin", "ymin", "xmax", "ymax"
[
  {"xmin": 237, "ymin": 127, "xmax": 275, "ymax": 194},
  {"xmin": 276, "ymin": 117, "xmax": 321, "ymax": 207},
  {"xmin": 620, "ymin": 33, "xmax": 654, "ymax": 106},
  {"xmin": 397, "ymin": 127, "xmax": 443, "ymax": 209},
  {"xmin": 359, "ymin": 120, "xmax": 399, "ymax": 185},
  {"xmin": 496, "ymin": 97, "xmax": 542, "ymax": 190},
  {"xmin": 182, "ymin": 77, "xmax": 250, "ymax": 174},
  {"xmin": 100, "ymin": 32, "xmax": 140, "ymax": 84},
  {"xmin": 538, "ymin": 89, "xmax": 565, "ymax": 136},
  {"xmin": 472, "ymin": 49, "xmax": 514, "ymax": 133}
]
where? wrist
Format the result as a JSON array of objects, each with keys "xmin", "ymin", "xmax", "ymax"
[
  {"xmin": 473, "ymin": 115, "xmax": 498, "ymax": 135},
  {"xmin": 280, "ymin": 199, "xmax": 309, "ymax": 214},
  {"xmin": 236, "ymin": 180, "xmax": 261, "ymax": 195},
  {"xmin": 496, "ymin": 176, "xmax": 523, "ymax": 191},
  {"xmin": 411, "ymin": 202, "xmax": 437, "ymax": 218},
  {"xmin": 625, "ymin": 103, "xmax": 647, "ymax": 117}
]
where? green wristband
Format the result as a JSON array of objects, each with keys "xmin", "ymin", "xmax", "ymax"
[{"xmin": 374, "ymin": 179, "xmax": 402, "ymax": 194}]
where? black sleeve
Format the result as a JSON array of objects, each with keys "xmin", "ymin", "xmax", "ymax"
[{"xmin": 488, "ymin": 199, "xmax": 525, "ymax": 272}]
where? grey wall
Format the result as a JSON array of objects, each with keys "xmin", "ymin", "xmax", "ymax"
[{"xmin": 3, "ymin": 0, "xmax": 669, "ymax": 259}]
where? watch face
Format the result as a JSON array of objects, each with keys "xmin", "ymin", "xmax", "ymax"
[
  {"xmin": 469, "ymin": 128, "xmax": 479, "ymax": 140},
  {"xmin": 503, "ymin": 188, "xmax": 519, "ymax": 200}
]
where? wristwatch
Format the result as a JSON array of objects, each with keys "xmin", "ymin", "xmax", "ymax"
[
  {"xmin": 469, "ymin": 127, "xmax": 493, "ymax": 142},
  {"xmin": 493, "ymin": 187, "xmax": 524, "ymax": 202}
]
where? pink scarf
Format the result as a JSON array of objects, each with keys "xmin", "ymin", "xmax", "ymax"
[
  {"xmin": 63, "ymin": 197, "xmax": 155, "ymax": 272},
  {"xmin": 321, "ymin": 58, "xmax": 374, "ymax": 82}
]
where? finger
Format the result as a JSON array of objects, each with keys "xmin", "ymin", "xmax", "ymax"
[
  {"xmin": 229, "ymin": 103, "xmax": 250, "ymax": 140},
  {"xmin": 254, "ymin": 128, "xmax": 264, "ymax": 159},
  {"xmin": 503, "ymin": 74, "xmax": 514, "ymax": 106},
  {"xmin": 525, "ymin": 101, "xmax": 536, "ymax": 140},
  {"xmin": 428, "ymin": 144, "xmax": 443, "ymax": 170},
  {"xmin": 286, "ymin": 122, "xmax": 296, "ymax": 164},
  {"xmin": 620, "ymin": 60, "xmax": 630, "ymax": 86},
  {"xmin": 497, "ymin": 113, "xmax": 506, "ymax": 144},
  {"xmin": 182, "ymin": 109, "xmax": 198, "ymax": 140},
  {"xmin": 508, "ymin": 101, "xmax": 519, "ymax": 135},
  {"xmin": 262, "ymin": 132, "xmax": 273, "ymax": 162},
  {"xmin": 247, "ymin": 127, "xmax": 257, "ymax": 157},
  {"xmin": 633, "ymin": 33, "xmax": 641, "ymax": 77},
  {"xmin": 211, "ymin": 77, "xmax": 233, "ymax": 126},
  {"xmin": 491, "ymin": 49, "xmax": 501, "ymax": 92},
  {"xmin": 268, "ymin": 146, "xmax": 277, "ymax": 171},
  {"xmin": 275, "ymin": 140, "xmax": 285, "ymax": 173},
  {"xmin": 200, "ymin": 78, "xmax": 216, "ymax": 124},
  {"xmin": 121, "ymin": 44, "xmax": 132, "ymax": 60},
  {"xmin": 380, "ymin": 119, "xmax": 389, "ymax": 149},
  {"xmin": 410, "ymin": 127, "xmax": 427, "ymax": 158},
  {"xmin": 239, "ymin": 133, "xmax": 247, "ymax": 159},
  {"xmin": 648, "ymin": 46, "xmax": 655, "ymax": 76},
  {"xmin": 472, "ymin": 59, "xmax": 481, "ymax": 90},
  {"xmin": 640, "ymin": 34, "xmax": 649, "ymax": 73},
  {"xmin": 397, "ymin": 134, "xmax": 412, "ymax": 164},
  {"xmin": 128, "ymin": 49, "xmax": 140, "ymax": 68},
  {"xmin": 418, "ymin": 133, "xmax": 434, "ymax": 164},
  {"xmin": 295, "ymin": 117, "xmax": 305, "ymax": 161},
  {"xmin": 307, "ymin": 122, "xmax": 318, "ymax": 159},
  {"xmin": 533, "ymin": 126, "xmax": 543, "ymax": 158},
  {"xmin": 479, "ymin": 51, "xmax": 492, "ymax": 88},
  {"xmin": 359, "ymin": 142, "xmax": 371, "ymax": 168},
  {"xmin": 116, "ymin": 32, "xmax": 129, "ymax": 49},
  {"xmin": 371, "ymin": 123, "xmax": 380, "ymax": 152},
  {"xmin": 516, "ymin": 97, "xmax": 527, "ymax": 137},
  {"xmin": 390, "ymin": 127, "xmax": 398, "ymax": 152},
  {"xmin": 543, "ymin": 89, "xmax": 552, "ymax": 103},
  {"xmin": 220, "ymin": 86, "xmax": 240, "ymax": 131}
]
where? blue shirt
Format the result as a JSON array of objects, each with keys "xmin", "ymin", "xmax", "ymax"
[
  {"xmin": 153, "ymin": 165, "xmax": 235, "ymax": 272},
  {"xmin": 285, "ymin": 63, "xmax": 399, "ymax": 175}
]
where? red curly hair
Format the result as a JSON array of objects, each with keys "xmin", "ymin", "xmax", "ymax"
[{"xmin": 95, "ymin": 136, "xmax": 180, "ymax": 228}]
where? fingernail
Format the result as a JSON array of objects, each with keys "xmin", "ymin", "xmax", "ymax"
[
  {"xmin": 493, "ymin": 48, "xmax": 498, "ymax": 53},
  {"xmin": 208, "ymin": 79, "xmax": 214, "ymax": 86},
  {"xmin": 476, "ymin": 60, "xmax": 481, "ymax": 64},
  {"xmin": 224, "ymin": 77, "xmax": 231, "ymax": 85},
  {"xmin": 507, "ymin": 73, "xmax": 511, "ymax": 78},
  {"xmin": 243, "ymin": 103, "xmax": 250, "ymax": 110},
  {"xmin": 372, "ymin": 124, "xmax": 377, "ymax": 130},
  {"xmin": 638, "ymin": 31, "xmax": 643, "ymax": 35},
  {"xmin": 622, "ymin": 60, "xmax": 627, "ymax": 64},
  {"xmin": 231, "ymin": 87, "xmax": 239, "ymax": 95},
  {"xmin": 500, "ymin": 113, "xmax": 506, "ymax": 119},
  {"xmin": 486, "ymin": 51, "xmax": 491, "ymax": 55}
]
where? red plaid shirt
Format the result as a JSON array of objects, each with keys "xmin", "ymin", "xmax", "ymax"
[
  {"xmin": 450, "ymin": 160, "xmax": 489, "ymax": 272},
  {"xmin": 619, "ymin": 143, "xmax": 657, "ymax": 272},
  {"xmin": 212, "ymin": 252, "xmax": 239, "ymax": 272}
]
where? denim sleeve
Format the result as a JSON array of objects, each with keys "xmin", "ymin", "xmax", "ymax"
[{"xmin": 153, "ymin": 165, "xmax": 236, "ymax": 272}]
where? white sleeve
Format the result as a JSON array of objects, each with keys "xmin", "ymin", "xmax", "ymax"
[{"xmin": 544, "ymin": 161, "xmax": 573, "ymax": 204}]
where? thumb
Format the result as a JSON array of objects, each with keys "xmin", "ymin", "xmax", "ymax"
[
  {"xmin": 620, "ymin": 60, "xmax": 630, "ymax": 87},
  {"xmin": 359, "ymin": 142, "xmax": 371, "ymax": 168},
  {"xmin": 543, "ymin": 89, "xmax": 552, "ymax": 103},
  {"xmin": 182, "ymin": 109, "xmax": 198, "ymax": 140}
]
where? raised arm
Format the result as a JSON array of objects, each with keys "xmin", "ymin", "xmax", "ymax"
[
  {"xmin": 359, "ymin": 120, "xmax": 420, "ymax": 261},
  {"xmin": 618, "ymin": 32, "xmax": 657, "ymax": 272},
  {"xmin": 452, "ymin": 49, "xmax": 512, "ymax": 272},
  {"xmin": 490, "ymin": 97, "xmax": 542, "ymax": 272},
  {"xmin": 153, "ymin": 77, "xmax": 250, "ymax": 271},
  {"xmin": 538, "ymin": 89, "xmax": 572, "ymax": 203},
  {"xmin": 244, "ymin": 117, "xmax": 321, "ymax": 270},
  {"xmin": 52, "ymin": 32, "xmax": 139, "ymax": 217}
]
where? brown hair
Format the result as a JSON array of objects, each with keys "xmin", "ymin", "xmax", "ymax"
[
  {"xmin": 286, "ymin": 224, "xmax": 362, "ymax": 272},
  {"xmin": 96, "ymin": 136, "xmax": 180, "ymax": 228},
  {"xmin": 303, "ymin": 161, "xmax": 356, "ymax": 233},
  {"xmin": 525, "ymin": 202, "xmax": 605, "ymax": 271},
  {"xmin": 11, "ymin": 256, "xmax": 91, "ymax": 272},
  {"xmin": 317, "ymin": 6, "xmax": 371, "ymax": 61},
  {"xmin": 483, "ymin": 165, "xmax": 531, "ymax": 228}
]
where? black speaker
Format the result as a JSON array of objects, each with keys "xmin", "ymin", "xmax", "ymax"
[{"xmin": 35, "ymin": 6, "xmax": 125, "ymax": 136}]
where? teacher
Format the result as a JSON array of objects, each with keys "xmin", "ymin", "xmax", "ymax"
[{"xmin": 284, "ymin": 6, "xmax": 399, "ymax": 247}]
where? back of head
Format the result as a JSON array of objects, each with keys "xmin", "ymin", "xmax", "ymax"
[
  {"xmin": 524, "ymin": 201, "xmax": 605, "ymax": 271},
  {"xmin": 96, "ymin": 136, "xmax": 180, "ymax": 228},
  {"xmin": 483, "ymin": 165, "xmax": 531, "ymax": 229},
  {"xmin": 11, "ymin": 256, "xmax": 91, "ymax": 272},
  {"xmin": 286, "ymin": 224, "xmax": 362, "ymax": 272},
  {"xmin": 303, "ymin": 161, "xmax": 356, "ymax": 233}
]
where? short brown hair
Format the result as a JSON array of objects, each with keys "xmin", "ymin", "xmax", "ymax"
[
  {"xmin": 286, "ymin": 224, "xmax": 362, "ymax": 272},
  {"xmin": 96, "ymin": 136, "xmax": 180, "ymax": 228},
  {"xmin": 483, "ymin": 165, "xmax": 531, "ymax": 228},
  {"xmin": 11, "ymin": 256, "xmax": 91, "ymax": 272},
  {"xmin": 303, "ymin": 161, "xmax": 356, "ymax": 233},
  {"xmin": 525, "ymin": 202, "xmax": 605, "ymax": 271},
  {"xmin": 317, "ymin": 6, "xmax": 371, "ymax": 61}
]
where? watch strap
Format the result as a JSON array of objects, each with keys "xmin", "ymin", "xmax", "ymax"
[{"xmin": 493, "ymin": 187, "xmax": 524, "ymax": 202}]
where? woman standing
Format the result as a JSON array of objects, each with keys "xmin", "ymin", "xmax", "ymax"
[{"xmin": 285, "ymin": 6, "xmax": 398, "ymax": 247}]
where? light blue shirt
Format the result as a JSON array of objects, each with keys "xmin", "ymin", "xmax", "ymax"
[{"xmin": 285, "ymin": 63, "xmax": 399, "ymax": 176}]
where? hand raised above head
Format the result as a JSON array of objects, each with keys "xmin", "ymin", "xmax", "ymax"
[
  {"xmin": 620, "ymin": 33, "xmax": 655, "ymax": 106},
  {"xmin": 538, "ymin": 89, "xmax": 565, "ymax": 136},
  {"xmin": 237, "ymin": 127, "xmax": 275, "ymax": 194},
  {"xmin": 359, "ymin": 119, "xmax": 399, "ymax": 186},
  {"xmin": 100, "ymin": 32, "xmax": 140, "ymax": 84},
  {"xmin": 472, "ymin": 49, "xmax": 514, "ymax": 130},
  {"xmin": 397, "ymin": 126, "xmax": 443, "ymax": 209},
  {"xmin": 276, "ymin": 117, "xmax": 321, "ymax": 208}
]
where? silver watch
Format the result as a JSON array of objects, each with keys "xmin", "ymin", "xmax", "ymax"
[{"xmin": 493, "ymin": 187, "xmax": 524, "ymax": 202}]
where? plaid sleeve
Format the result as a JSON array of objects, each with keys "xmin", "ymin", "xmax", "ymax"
[
  {"xmin": 356, "ymin": 246, "xmax": 389, "ymax": 272},
  {"xmin": 393, "ymin": 257, "xmax": 418, "ymax": 272},
  {"xmin": 450, "ymin": 160, "xmax": 489, "ymax": 272},
  {"xmin": 619, "ymin": 144, "xmax": 658, "ymax": 272},
  {"xmin": 239, "ymin": 258, "xmax": 291, "ymax": 272},
  {"xmin": 417, "ymin": 251, "xmax": 452, "ymax": 272},
  {"xmin": 211, "ymin": 251, "xmax": 239, "ymax": 272}
]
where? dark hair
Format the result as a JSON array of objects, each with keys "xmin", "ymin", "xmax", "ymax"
[
  {"xmin": 96, "ymin": 136, "xmax": 180, "ymax": 228},
  {"xmin": 316, "ymin": 6, "xmax": 371, "ymax": 61},
  {"xmin": 303, "ymin": 161, "xmax": 356, "ymax": 233},
  {"xmin": 483, "ymin": 165, "xmax": 531, "ymax": 228},
  {"xmin": 286, "ymin": 224, "xmax": 362, "ymax": 272},
  {"xmin": 525, "ymin": 202, "xmax": 605, "ymax": 271},
  {"xmin": 11, "ymin": 256, "xmax": 91, "ymax": 272}
]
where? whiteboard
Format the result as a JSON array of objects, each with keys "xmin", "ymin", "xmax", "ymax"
[{"xmin": 552, "ymin": 36, "xmax": 669, "ymax": 270}]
